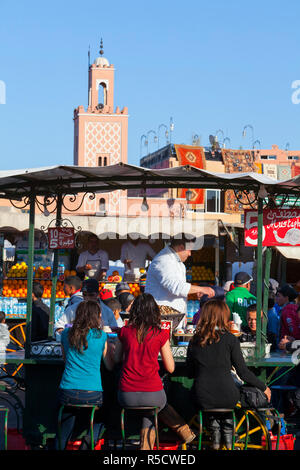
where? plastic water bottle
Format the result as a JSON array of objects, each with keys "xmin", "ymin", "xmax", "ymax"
[
  {"xmin": 186, "ymin": 267, "xmax": 192, "ymax": 282},
  {"xmin": 186, "ymin": 301, "xmax": 192, "ymax": 322},
  {"xmin": 58, "ymin": 263, "xmax": 65, "ymax": 276}
]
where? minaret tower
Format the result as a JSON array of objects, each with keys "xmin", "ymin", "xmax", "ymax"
[{"xmin": 73, "ymin": 40, "xmax": 129, "ymax": 215}]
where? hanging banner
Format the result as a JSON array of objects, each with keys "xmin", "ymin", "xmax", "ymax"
[
  {"xmin": 221, "ymin": 149, "xmax": 256, "ymax": 213},
  {"xmin": 174, "ymin": 145, "xmax": 206, "ymax": 204},
  {"xmin": 48, "ymin": 227, "xmax": 75, "ymax": 249},
  {"xmin": 244, "ymin": 208, "xmax": 300, "ymax": 247}
]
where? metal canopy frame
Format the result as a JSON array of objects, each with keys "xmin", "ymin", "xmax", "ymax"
[{"xmin": 0, "ymin": 162, "xmax": 299, "ymax": 360}]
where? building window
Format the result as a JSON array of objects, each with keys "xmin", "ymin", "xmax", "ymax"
[
  {"xmin": 99, "ymin": 198, "xmax": 106, "ymax": 212},
  {"xmin": 261, "ymin": 155, "xmax": 277, "ymax": 160},
  {"xmin": 98, "ymin": 82, "xmax": 107, "ymax": 106},
  {"xmin": 288, "ymin": 155, "xmax": 299, "ymax": 160},
  {"xmin": 103, "ymin": 157, "xmax": 107, "ymax": 166},
  {"xmin": 205, "ymin": 190, "xmax": 221, "ymax": 213},
  {"xmin": 98, "ymin": 156, "xmax": 102, "ymax": 166}
]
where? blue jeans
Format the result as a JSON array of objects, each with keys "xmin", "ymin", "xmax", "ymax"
[{"xmin": 55, "ymin": 389, "xmax": 103, "ymax": 450}]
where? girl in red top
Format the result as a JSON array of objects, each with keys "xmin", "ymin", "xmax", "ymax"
[{"xmin": 115, "ymin": 293, "xmax": 195, "ymax": 449}]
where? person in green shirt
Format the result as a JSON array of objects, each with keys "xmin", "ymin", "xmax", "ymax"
[{"xmin": 225, "ymin": 272, "xmax": 256, "ymax": 327}]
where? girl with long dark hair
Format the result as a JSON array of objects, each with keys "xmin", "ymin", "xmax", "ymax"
[
  {"xmin": 115, "ymin": 293, "xmax": 195, "ymax": 450},
  {"xmin": 186, "ymin": 298, "xmax": 271, "ymax": 449},
  {"xmin": 56, "ymin": 300, "xmax": 114, "ymax": 450}
]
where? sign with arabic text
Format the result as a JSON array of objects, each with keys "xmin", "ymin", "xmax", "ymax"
[
  {"xmin": 48, "ymin": 227, "xmax": 75, "ymax": 249},
  {"xmin": 244, "ymin": 208, "xmax": 300, "ymax": 247}
]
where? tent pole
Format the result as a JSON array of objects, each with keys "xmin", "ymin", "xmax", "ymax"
[
  {"xmin": 215, "ymin": 235, "xmax": 220, "ymax": 286},
  {"xmin": 262, "ymin": 246, "xmax": 272, "ymax": 349},
  {"xmin": 255, "ymin": 197, "xmax": 263, "ymax": 359},
  {"xmin": 48, "ymin": 193, "xmax": 62, "ymax": 338},
  {"xmin": 25, "ymin": 191, "xmax": 35, "ymax": 359}
]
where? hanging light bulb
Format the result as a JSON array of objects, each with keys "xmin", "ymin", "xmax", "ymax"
[
  {"xmin": 258, "ymin": 185, "xmax": 268, "ymax": 199},
  {"xmin": 43, "ymin": 196, "xmax": 50, "ymax": 217},
  {"xmin": 185, "ymin": 189, "xmax": 193, "ymax": 202},
  {"xmin": 141, "ymin": 195, "xmax": 149, "ymax": 212}
]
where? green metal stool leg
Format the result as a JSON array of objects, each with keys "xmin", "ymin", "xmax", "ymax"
[
  {"xmin": 57, "ymin": 405, "xmax": 65, "ymax": 451},
  {"xmin": 269, "ymin": 408, "xmax": 281, "ymax": 451},
  {"xmin": 121, "ymin": 408, "xmax": 126, "ymax": 449},
  {"xmin": 0, "ymin": 408, "xmax": 9, "ymax": 451},
  {"xmin": 90, "ymin": 406, "xmax": 97, "ymax": 451},
  {"xmin": 244, "ymin": 410, "xmax": 250, "ymax": 451},
  {"xmin": 198, "ymin": 411, "xmax": 203, "ymax": 450},
  {"xmin": 231, "ymin": 410, "xmax": 236, "ymax": 450},
  {"xmin": 154, "ymin": 408, "xmax": 159, "ymax": 450}
]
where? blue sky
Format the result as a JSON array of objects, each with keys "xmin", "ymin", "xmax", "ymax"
[{"xmin": 1, "ymin": 0, "xmax": 300, "ymax": 170}]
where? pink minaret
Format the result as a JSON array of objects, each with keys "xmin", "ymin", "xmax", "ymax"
[{"xmin": 73, "ymin": 39, "xmax": 129, "ymax": 215}]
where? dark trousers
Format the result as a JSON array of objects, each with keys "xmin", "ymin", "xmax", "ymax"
[
  {"xmin": 118, "ymin": 389, "xmax": 167, "ymax": 429},
  {"xmin": 55, "ymin": 388, "xmax": 103, "ymax": 450}
]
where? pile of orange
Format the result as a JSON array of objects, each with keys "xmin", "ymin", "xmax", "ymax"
[
  {"xmin": 128, "ymin": 283, "xmax": 141, "ymax": 297},
  {"xmin": 99, "ymin": 281, "xmax": 141, "ymax": 297},
  {"xmin": 6, "ymin": 262, "xmax": 29, "ymax": 278},
  {"xmin": 2, "ymin": 279, "xmax": 66, "ymax": 298}
]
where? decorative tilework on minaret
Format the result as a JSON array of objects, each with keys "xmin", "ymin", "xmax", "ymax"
[{"xmin": 73, "ymin": 40, "xmax": 129, "ymax": 215}]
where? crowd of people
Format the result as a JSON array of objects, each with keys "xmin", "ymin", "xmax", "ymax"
[
  {"xmin": 37, "ymin": 262, "xmax": 298, "ymax": 450},
  {"xmin": 3, "ymin": 235, "xmax": 299, "ymax": 450}
]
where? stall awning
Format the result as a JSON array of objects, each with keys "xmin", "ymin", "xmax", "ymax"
[
  {"xmin": 0, "ymin": 207, "xmax": 218, "ymax": 238},
  {"xmin": 0, "ymin": 163, "xmax": 288, "ymax": 200}
]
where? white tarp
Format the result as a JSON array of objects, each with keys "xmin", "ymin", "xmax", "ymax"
[{"xmin": 275, "ymin": 246, "xmax": 300, "ymax": 260}]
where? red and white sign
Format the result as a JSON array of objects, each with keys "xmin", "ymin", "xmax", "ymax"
[
  {"xmin": 161, "ymin": 320, "xmax": 172, "ymax": 339},
  {"xmin": 123, "ymin": 319, "xmax": 172, "ymax": 339},
  {"xmin": 48, "ymin": 227, "xmax": 75, "ymax": 249},
  {"xmin": 244, "ymin": 208, "xmax": 300, "ymax": 247}
]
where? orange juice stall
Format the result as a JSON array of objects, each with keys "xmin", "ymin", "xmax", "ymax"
[{"xmin": 0, "ymin": 163, "xmax": 299, "ymax": 449}]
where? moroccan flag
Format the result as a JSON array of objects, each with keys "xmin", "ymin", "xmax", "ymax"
[{"xmin": 174, "ymin": 144, "xmax": 206, "ymax": 204}]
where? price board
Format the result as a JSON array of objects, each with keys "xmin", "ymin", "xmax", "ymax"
[
  {"xmin": 48, "ymin": 227, "xmax": 75, "ymax": 249},
  {"xmin": 244, "ymin": 208, "xmax": 300, "ymax": 247}
]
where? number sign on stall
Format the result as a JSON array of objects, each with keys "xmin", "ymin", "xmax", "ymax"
[
  {"xmin": 123, "ymin": 318, "xmax": 172, "ymax": 339},
  {"xmin": 48, "ymin": 227, "xmax": 75, "ymax": 249},
  {"xmin": 244, "ymin": 208, "xmax": 300, "ymax": 247}
]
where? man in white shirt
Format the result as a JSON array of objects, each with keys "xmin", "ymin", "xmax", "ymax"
[
  {"xmin": 120, "ymin": 239, "xmax": 156, "ymax": 281},
  {"xmin": 145, "ymin": 236, "xmax": 215, "ymax": 327},
  {"xmin": 76, "ymin": 233, "xmax": 109, "ymax": 281}
]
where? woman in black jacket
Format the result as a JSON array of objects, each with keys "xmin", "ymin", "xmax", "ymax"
[{"xmin": 186, "ymin": 299, "xmax": 271, "ymax": 450}]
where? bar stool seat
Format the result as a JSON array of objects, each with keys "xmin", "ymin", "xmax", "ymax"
[
  {"xmin": 57, "ymin": 403, "xmax": 100, "ymax": 450},
  {"xmin": 0, "ymin": 407, "xmax": 9, "ymax": 450},
  {"xmin": 120, "ymin": 406, "xmax": 159, "ymax": 450},
  {"xmin": 198, "ymin": 408, "xmax": 236, "ymax": 450}
]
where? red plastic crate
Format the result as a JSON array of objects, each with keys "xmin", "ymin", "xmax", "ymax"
[
  {"xmin": 261, "ymin": 433, "xmax": 295, "ymax": 450},
  {"xmin": 66, "ymin": 438, "xmax": 104, "ymax": 450},
  {"xmin": 153, "ymin": 441, "xmax": 179, "ymax": 450}
]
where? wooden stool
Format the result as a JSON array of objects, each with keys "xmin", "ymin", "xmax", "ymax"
[
  {"xmin": 57, "ymin": 403, "xmax": 100, "ymax": 450},
  {"xmin": 120, "ymin": 406, "xmax": 159, "ymax": 450},
  {"xmin": 0, "ymin": 407, "xmax": 9, "ymax": 450},
  {"xmin": 198, "ymin": 408, "xmax": 236, "ymax": 450}
]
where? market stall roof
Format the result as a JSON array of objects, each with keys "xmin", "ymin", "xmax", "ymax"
[
  {"xmin": 0, "ymin": 207, "xmax": 219, "ymax": 242},
  {"xmin": 0, "ymin": 163, "xmax": 292, "ymax": 200}
]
